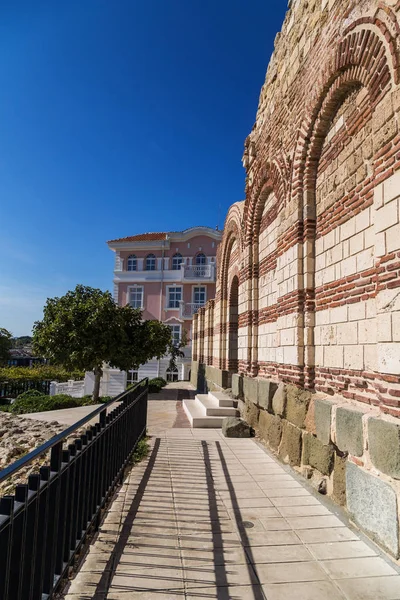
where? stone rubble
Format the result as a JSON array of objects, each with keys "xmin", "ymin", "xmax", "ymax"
[{"xmin": 0, "ymin": 411, "xmax": 83, "ymax": 496}]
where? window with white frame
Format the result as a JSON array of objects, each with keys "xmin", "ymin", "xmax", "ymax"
[
  {"xmin": 129, "ymin": 286, "xmax": 143, "ymax": 309},
  {"xmin": 193, "ymin": 286, "xmax": 206, "ymax": 306},
  {"xmin": 166, "ymin": 366, "xmax": 179, "ymax": 382},
  {"xmin": 167, "ymin": 286, "xmax": 182, "ymax": 308},
  {"xmin": 127, "ymin": 254, "xmax": 137, "ymax": 271},
  {"xmin": 127, "ymin": 370, "xmax": 138, "ymax": 385},
  {"xmin": 172, "ymin": 253, "xmax": 183, "ymax": 270},
  {"xmin": 195, "ymin": 252, "xmax": 206, "ymax": 265},
  {"xmin": 169, "ymin": 324, "xmax": 181, "ymax": 347},
  {"xmin": 145, "ymin": 254, "xmax": 156, "ymax": 270}
]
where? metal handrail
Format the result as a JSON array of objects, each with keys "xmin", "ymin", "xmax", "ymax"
[
  {"xmin": 0, "ymin": 378, "xmax": 147, "ymax": 484},
  {"xmin": 0, "ymin": 377, "xmax": 149, "ymax": 600}
]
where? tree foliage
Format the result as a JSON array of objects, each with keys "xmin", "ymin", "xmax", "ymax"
[
  {"xmin": 11, "ymin": 336, "xmax": 33, "ymax": 349},
  {"xmin": 0, "ymin": 365, "xmax": 85, "ymax": 383},
  {"xmin": 32, "ymin": 285, "xmax": 173, "ymax": 401},
  {"xmin": 0, "ymin": 328, "xmax": 12, "ymax": 365}
]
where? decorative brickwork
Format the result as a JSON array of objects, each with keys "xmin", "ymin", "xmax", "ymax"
[
  {"xmin": 193, "ymin": 0, "xmax": 400, "ymax": 558},
  {"xmin": 196, "ymin": 0, "xmax": 400, "ymax": 408}
]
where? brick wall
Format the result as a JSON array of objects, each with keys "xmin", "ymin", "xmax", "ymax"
[
  {"xmin": 193, "ymin": 0, "xmax": 400, "ymax": 558},
  {"xmin": 197, "ymin": 0, "xmax": 400, "ymax": 410}
]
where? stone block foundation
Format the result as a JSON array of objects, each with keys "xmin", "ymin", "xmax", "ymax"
[{"xmin": 196, "ymin": 365, "xmax": 400, "ymax": 559}]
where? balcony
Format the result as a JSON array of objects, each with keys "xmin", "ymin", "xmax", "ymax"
[
  {"xmin": 183, "ymin": 264, "xmax": 214, "ymax": 281},
  {"xmin": 180, "ymin": 302, "xmax": 205, "ymax": 319},
  {"xmin": 114, "ymin": 263, "xmax": 216, "ymax": 283}
]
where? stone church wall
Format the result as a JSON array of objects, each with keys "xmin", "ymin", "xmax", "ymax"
[{"xmin": 192, "ymin": 0, "xmax": 400, "ymax": 558}]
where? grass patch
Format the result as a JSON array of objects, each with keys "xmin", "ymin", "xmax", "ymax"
[{"xmin": 131, "ymin": 435, "xmax": 150, "ymax": 464}]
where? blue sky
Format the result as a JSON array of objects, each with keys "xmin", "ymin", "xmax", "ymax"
[{"xmin": 0, "ymin": 0, "xmax": 287, "ymax": 336}]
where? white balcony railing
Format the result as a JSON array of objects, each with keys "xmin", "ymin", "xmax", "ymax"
[
  {"xmin": 114, "ymin": 262, "xmax": 216, "ymax": 282},
  {"xmin": 180, "ymin": 302, "xmax": 205, "ymax": 319},
  {"xmin": 183, "ymin": 265, "xmax": 213, "ymax": 279}
]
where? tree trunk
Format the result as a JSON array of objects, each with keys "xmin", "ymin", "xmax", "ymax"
[{"xmin": 93, "ymin": 366, "xmax": 102, "ymax": 403}]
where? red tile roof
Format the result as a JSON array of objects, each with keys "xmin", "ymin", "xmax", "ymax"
[{"xmin": 107, "ymin": 232, "xmax": 168, "ymax": 243}]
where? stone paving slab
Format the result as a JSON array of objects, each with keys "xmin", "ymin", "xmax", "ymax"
[{"xmin": 63, "ymin": 390, "xmax": 400, "ymax": 600}]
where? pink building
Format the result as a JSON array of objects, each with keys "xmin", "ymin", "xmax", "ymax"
[{"xmin": 107, "ymin": 226, "xmax": 222, "ymax": 382}]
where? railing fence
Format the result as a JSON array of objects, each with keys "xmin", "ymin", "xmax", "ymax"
[
  {"xmin": 0, "ymin": 380, "xmax": 52, "ymax": 399},
  {"xmin": 0, "ymin": 378, "xmax": 148, "ymax": 600}
]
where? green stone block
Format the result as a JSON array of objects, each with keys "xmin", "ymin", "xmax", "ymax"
[
  {"xmin": 314, "ymin": 399, "xmax": 332, "ymax": 446},
  {"xmin": 258, "ymin": 411, "xmax": 282, "ymax": 451},
  {"xmin": 369, "ymin": 418, "xmax": 400, "ymax": 479},
  {"xmin": 257, "ymin": 379, "xmax": 278, "ymax": 411},
  {"xmin": 336, "ymin": 407, "xmax": 364, "ymax": 457},
  {"xmin": 279, "ymin": 421, "xmax": 302, "ymax": 466},
  {"xmin": 302, "ymin": 432, "xmax": 334, "ymax": 476},
  {"xmin": 285, "ymin": 385, "xmax": 312, "ymax": 428},
  {"xmin": 243, "ymin": 376, "xmax": 258, "ymax": 405}
]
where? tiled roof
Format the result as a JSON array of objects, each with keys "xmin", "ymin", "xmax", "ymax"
[{"xmin": 107, "ymin": 232, "xmax": 168, "ymax": 243}]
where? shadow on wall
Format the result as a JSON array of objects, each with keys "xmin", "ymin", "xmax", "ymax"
[{"xmin": 196, "ymin": 363, "xmax": 207, "ymax": 393}]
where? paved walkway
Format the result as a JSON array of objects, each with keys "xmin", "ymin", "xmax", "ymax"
[{"xmin": 63, "ymin": 386, "xmax": 400, "ymax": 600}]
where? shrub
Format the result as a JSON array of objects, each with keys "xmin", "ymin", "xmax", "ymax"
[
  {"xmin": 0, "ymin": 365, "xmax": 85, "ymax": 383},
  {"xmin": 151, "ymin": 377, "xmax": 167, "ymax": 387},
  {"xmin": 15, "ymin": 389, "xmax": 44, "ymax": 400},
  {"xmin": 148, "ymin": 378, "xmax": 164, "ymax": 394},
  {"xmin": 9, "ymin": 391, "xmax": 114, "ymax": 414},
  {"xmin": 11, "ymin": 393, "xmax": 81, "ymax": 414}
]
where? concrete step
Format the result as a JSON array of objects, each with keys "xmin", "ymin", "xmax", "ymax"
[
  {"xmin": 208, "ymin": 391, "xmax": 237, "ymax": 408},
  {"xmin": 196, "ymin": 394, "xmax": 239, "ymax": 417},
  {"xmin": 183, "ymin": 399, "xmax": 225, "ymax": 428}
]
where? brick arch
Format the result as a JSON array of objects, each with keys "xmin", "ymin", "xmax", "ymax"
[
  {"xmin": 244, "ymin": 157, "xmax": 290, "ymax": 376},
  {"xmin": 244, "ymin": 158, "xmax": 288, "ymax": 247},
  {"xmin": 297, "ymin": 24, "xmax": 395, "ymax": 389},
  {"xmin": 227, "ymin": 274, "xmax": 240, "ymax": 372},
  {"xmin": 295, "ymin": 25, "xmax": 394, "ymax": 198},
  {"xmin": 218, "ymin": 202, "xmax": 243, "ymax": 291},
  {"xmin": 342, "ymin": 10, "xmax": 400, "ymax": 85},
  {"xmin": 217, "ymin": 202, "xmax": 243, "ymax": 371}
]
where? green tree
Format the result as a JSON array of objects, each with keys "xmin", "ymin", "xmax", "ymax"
[
  {"xmin": 11, "ymin": 336, "xmax": 33, "ymax": 349},
  {"xmin": 168, "ymin": 328, "xmax": 188, "ymax": 374},
  {"xmin": 0, "ymin": 328, "xmax": 12, "ymax": 365},
  {"xmin": 33, "ymin": 285, "xmax": 173, "ymax": 402}
]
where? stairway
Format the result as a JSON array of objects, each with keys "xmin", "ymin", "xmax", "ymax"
[{"xmin": 183, "ymin": 391, "xmax": 239, "ymax": 428}]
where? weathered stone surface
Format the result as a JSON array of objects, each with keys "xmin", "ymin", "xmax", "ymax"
[
  {"xmin": 279, "ymin": 421, "xmax": 302, "ymax": 466},
  {"xmin": 242, "ymin": 399, "xmax": 259, "ymax": 429},
  {"xmin": 368, "ymin": 418, "xmax": 400, "ymax": 479},
  {"xmin": 231, "ymin": 374, "xmax": 243, "ymax": 399},
  {"xmin": 314, "ymin": 399, "xmax": 332, "ymax": 445},
  {"xmin": 258, "ymin": 411, "xmax": 282, "ymax": 451},
  {"xmin": 0, "ymin": 412, "xmax": 66, "ymax": 495},
  {"xmin": 332, "ymin": 453, "xmax": 347, "ymax": 506},
  {"xmin": 272, "ymin": 383, "xmax": 286, "ymax": 417},
  {"xmin": 243, "ymin": 377, "xmax": 258, "ymax": 405},
  {"xmin": 346, "ymin": 461, "xmax": 399, "ymax": 557},
  {"xmin": 336, "ymin": 406, "xmax": 364, "ymax": 457},
  {"xmin": 285, "ymin": 386, "xmax": 311, "ymax": 428},
  {"xmin": 222, "ymin": 417, "xmax": 251, "ymax": 438},
  {"xmin": 190, "ymin": 360, "xmax": 199, "ymax": 389},
  {"xmin": 257, "ymin": 379, "xmax": 278, "ymax": 411},
  {"xmin": 304, "ymin": 397, "xmax": 316, "ymax": 435},
  {"xmin": 302, "ymin": 433, "xmax": 334, "ymax": 476},
  {"xmin": 205, "ymin": 366, "xmax": 230, "ymax": 390}
]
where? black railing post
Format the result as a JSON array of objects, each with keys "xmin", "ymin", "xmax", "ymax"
[
  {"xmin": 0, "ymin": 496, "xmax": 14, "ymax": 600},
  {"xmin": 42, "ymin": 442, "xmax": 63, "ymax": 595},
  {"xmin": 32, "ymin": 466, "xmax": 50, "ymax": 600},
  {"xmin": 9, "ymin": 484, "xmax": 29, "ymax": 600},
  {"xmin": 55, "ymin": 449, "xmax": 70, "ymax": 577}
]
